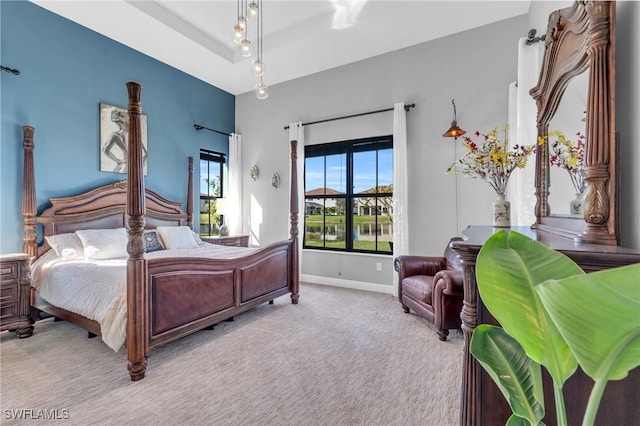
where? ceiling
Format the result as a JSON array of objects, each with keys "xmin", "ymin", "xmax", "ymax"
[{"xmin": 31, "ymin": 1, "xmax": 531, "ymax": 96}]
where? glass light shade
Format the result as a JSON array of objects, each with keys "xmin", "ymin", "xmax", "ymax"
[
  {"xmin": 251, "ymin": 59, "xmax": 265, "ymax": 77},
  {"xmin": 248, "ymin": 2, "xmax": 258, "ymax": 19},
  {"xmin": 256, "ymin": 82, "xmax": 268, "ymax": 99},
  {"xmin": 231, "ymin": 24, "xmax": 244, "ymax": 44},
  {"xmin": 239, "ymin": 39, "xmax": 252, "ymax": 57},
  {"xmin": 238, "ymin": 16, "xmax": 246, "ymax": 30}
]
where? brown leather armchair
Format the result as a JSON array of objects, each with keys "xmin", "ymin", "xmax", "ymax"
[{"xmin": 394, "ymin": 237, "xmax": 464, "ymax": 341}]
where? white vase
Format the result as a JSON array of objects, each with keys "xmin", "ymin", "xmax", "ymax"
[
  {"xmin": 570, "ymin": 192, "xmax": 585, "ymax": 215},
  {"xmin": 493, "ymin": 194, "xmax": 511, "ymax": 227}
]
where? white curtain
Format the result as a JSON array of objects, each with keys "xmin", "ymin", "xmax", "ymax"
[
  {"xmin": 392, "ymin": 103, "xmax": 409, "ymax": 297},
  {"xmin": 227, "ymin": 133, "xmax": 242, "ymax": 235},
  {"xmin": 508, "ymin": 38, "xmax": 544, "ymax": 226},
  {"xmin": 288, "ymin": 122, "xmax": 305, "ymax": 265}
]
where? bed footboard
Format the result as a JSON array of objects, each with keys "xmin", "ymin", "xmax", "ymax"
[{"xmin": 147, "ymin": 241, "xmax": 294, "ymax": 349}]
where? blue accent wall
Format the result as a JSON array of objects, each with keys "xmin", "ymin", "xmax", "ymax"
[{"xmin": 0, "ymin": 0, "xmax": 234, "ymax": 252}]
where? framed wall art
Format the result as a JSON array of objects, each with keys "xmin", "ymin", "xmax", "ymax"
[{"xmin": 99, "ymin": 103, "xmax": 147, "ymax": 174}]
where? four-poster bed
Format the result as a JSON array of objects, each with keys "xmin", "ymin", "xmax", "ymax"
[{"xmin": 22, "ymin": 81, "xmax": 300, "ymax": 381}]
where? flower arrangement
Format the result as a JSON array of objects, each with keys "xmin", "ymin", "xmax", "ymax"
[
  {"xmin": 447, "ymin": 124, "xmax": 536, "ymax": 195},
  {"xmin": 541, "ymin": 130, "xmax": 586, "ymax": 194}
]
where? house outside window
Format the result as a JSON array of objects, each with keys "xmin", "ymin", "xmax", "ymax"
[
  {"xmin": 200, "ymin": 149, "xmax": 225, "ymax": 236},
  {"xmin": 304, "ymin": 136, "xmax": 393, "ymax": 254}
]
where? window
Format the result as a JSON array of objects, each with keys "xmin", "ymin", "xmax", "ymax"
[
  {"xmin": 199, "ymin": 149, "xmax": 225, "ymax": 237},
  {"xmin": 304, "ymin": 136, "xmax": 393, "ymax": 254}
]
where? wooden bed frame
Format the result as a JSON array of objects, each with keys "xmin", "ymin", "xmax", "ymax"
[{"xmin": 21, "ymin": 82, "xmax": 299, "ymax": 381}]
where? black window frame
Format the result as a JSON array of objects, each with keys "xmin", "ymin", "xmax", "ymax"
[
  {"xmin": 304, "ymin": 135, "xmax": 393, "ymax": 255},
  {"xmin": 199, "ymin": 148, "xmax": 226, "ymax": 237}
]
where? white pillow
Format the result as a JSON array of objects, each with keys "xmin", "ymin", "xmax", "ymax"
[
  {"xmin": 76, "ymin": 228, "xmax": 128, "ymax": 260},
  {"xmin": 45, "ymin": 233, "xmax": 85, "ymax": 261},
  {"xmin": 191, "ymin": 230, "xmax": 206, "ymax": 246},
  {"xmin": 156, "ymin": 226, "xmax": 199, "ymax": 249}
]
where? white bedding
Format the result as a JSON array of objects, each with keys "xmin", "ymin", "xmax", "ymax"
[{"xmin": 31, "ymin": 243, "xmax": 255, "ymax": 352}]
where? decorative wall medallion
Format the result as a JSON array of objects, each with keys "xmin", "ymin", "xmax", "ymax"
[
  {"xmin": 250, "ymin": 165, "xmax": 259, "ymax": 181},
  {"xmin": 271, "ymin": 173, "xmax": 281, "ymax": 188}
]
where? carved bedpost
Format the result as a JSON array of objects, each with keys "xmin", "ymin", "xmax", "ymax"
[
  {"xmin": 125, "ymin": 81, "xmax": 148, "ymax": 381},
  {"xmin": 578, "ymin": 1, "xmax": 617, "ymax": 244},
  {"xmin": 289, "ymin": 140, "xmax": 300, "ymax": 304},
  {"xmin": 187, "ymin": 156, "xmax": 194, "ymax": 229},
  {"xmin": 22, "ymin": 126, "xmax": 38, "ymax": 257}
]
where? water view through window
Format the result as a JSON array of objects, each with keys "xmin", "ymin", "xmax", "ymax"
[{"xmin": 304, "ymin": 136, "xmax": 393, "ymax": 254}]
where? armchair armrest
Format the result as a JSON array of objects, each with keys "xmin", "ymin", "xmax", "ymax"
[
  {"xmin": 394, "ymin": 255, "xmax": 448, "ymax": 281},
  {"xmin": 433, "ymin": 270, "xmax": 464, "ymax": 297}
]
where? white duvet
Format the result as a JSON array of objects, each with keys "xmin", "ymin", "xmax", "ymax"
[{"xmin": 31, "ymin": 243, "xmax": 254, "ymax": 352}]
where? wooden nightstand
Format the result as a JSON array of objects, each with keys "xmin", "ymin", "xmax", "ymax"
[
  {"xmin": 1, "ymin": 253, "xmax": 34, "ymax": 338},
  {"xmin": 202, "ymin": 235, "xmax": 250, "ymax": 247}
]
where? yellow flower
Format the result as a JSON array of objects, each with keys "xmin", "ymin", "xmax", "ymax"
[
  {"xmin": 447, "ymin": 124, "xmax": 535, "ymax": 195},
  {"xmin": 491, "ymin": 151, "xmax": 506, "ymax": 165}
]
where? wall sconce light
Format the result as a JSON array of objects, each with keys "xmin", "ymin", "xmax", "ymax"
[
  {"xmin": 271, "ymin": 173, "xmax": 281, "ymax": 189},
  {"xmin": 443, "ymin": 99, "xmax": 466, "ymax": 139}
]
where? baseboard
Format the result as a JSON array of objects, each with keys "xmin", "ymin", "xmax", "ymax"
[{"xmin": 300, "ymin": 274, "xmax": 394, "ymax": 295}]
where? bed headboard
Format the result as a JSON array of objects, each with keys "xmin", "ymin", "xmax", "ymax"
[{"xmin": 21, "ymin": 125, "xmax": 194, "ymax": 258}]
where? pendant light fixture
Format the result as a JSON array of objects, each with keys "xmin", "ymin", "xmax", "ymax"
[
  {"xmin": 233, "ymin": 0, "xmax": 250, "ymax": 56},
  {"xmin": 232, "ymin": 0, "xmax": 267, "ymax": 99},
  {"xmin": 256, "ymin": 78, "xmax": 268, "ymax": 99},
  {"xmin": 239, "ymin": 37, "xmax": 252, "ymax": 57},
  {"xmin": 443, "ymin": 99, "xmax": 466, "ymax": 139},
  {"xmin": 253, "ymin": 0, "xmax": 267, "ymax": 99},
  {"xmin": 231, "ymin": 0, "xmax": 246, "ymax": 44},
  {"xmin": 251, "ymin": 0, "xmax": 265, "ymax": 77},
  {"xmin": 248, "ymin": 1, "xmax": 259, "ymax": 19},
  {"xmin": 238, "ymin": 0, "xmax": 252, "ymax": 59}
]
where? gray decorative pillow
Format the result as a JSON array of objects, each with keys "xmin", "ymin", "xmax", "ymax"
[{"xmin": 143, "ymin": 230, "xmax": 165, "ymax": 253}]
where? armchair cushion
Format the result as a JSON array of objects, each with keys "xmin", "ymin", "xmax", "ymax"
[{"xmin": 401, "ymin": 275, "xmax": 434, "ymax": 305}]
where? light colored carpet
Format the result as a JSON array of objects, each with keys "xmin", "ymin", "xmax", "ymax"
[{"xmin": 0, "ymin": 283, "xmax": 463, "ymax": 426}]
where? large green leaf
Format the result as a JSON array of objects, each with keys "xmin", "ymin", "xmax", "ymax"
[
  {"xmin": 507, "ymin": 414, "xmax": 545, "ymax": 426},
  {"xmin": 471, "ymin": 325, "xmax": 545, "ymax": 425},
  {"xmin": 476, "ymin": 230, "xmax": 581, "ymax": 385},
  {"xmin": 537, "ymin": 264, "xmax": 640, "ymax": 381}
]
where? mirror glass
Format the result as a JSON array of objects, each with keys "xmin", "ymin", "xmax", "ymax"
[{"xmin": 546, "ymin": 70, "xmax": 588, "ymax": 217}]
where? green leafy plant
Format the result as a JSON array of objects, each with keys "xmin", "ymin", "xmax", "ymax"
[{"xmin": 470, "ymin": 230, "xmax": 640, "ymax": 426}]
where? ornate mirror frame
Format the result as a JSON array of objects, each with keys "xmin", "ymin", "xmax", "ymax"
[{"xmin": 530, "ymin": 0, "xmax": 618, "ymax": 245}]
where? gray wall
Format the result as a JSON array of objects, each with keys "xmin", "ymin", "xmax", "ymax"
[
  {"xmin": 237, "ymin": 1, "xmax": 640, "ymax": 292},
  {"xmin": 616, "ymin": 1, "xmax": 640, "ymax": 250},
  {"xmin": 236, "ymin": 15, "xmax": 527, "ymax": 292}
]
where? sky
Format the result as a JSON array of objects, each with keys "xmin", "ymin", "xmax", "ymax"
[{"xmin": 305, "ymin": 148, "xmax": 392, "ymax": 194}]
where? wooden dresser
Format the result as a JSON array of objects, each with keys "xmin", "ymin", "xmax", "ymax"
[
  {"xmin": 202, "ymin": 235, "xmax": 250, "ymax": 247},
  {"xmin": 451, "ymin": 226, "xmax": 640, "ymax": 425},
  {"xmin": 0, "ymin": 253, "xmax": 34, "ymax": 338}
]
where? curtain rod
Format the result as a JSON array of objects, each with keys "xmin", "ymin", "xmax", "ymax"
[
  {"xmin": 194, "ymin": 124, "xmax": 231, "ymax": 137},
  {"xmin": 1, "ymin": 65, "xmax": 20, "ymax": 75},
  {"xmin": 283, "ymin": 103, "xmax": 415, "ymax": 130},
  {"xmin": 525, "ymin": 28, "xmax": 545, "ymax": 45}
]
